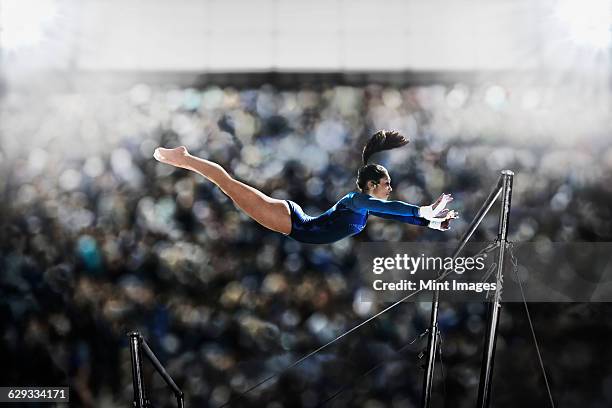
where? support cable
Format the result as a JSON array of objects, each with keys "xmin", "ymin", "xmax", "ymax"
[
  {"xmin": 317, "ymin": 240, "xmax": 498, "ymax": 407},
  {"xmin": 219, "ymin": 237, "xmax": 497, "ymax": 407},
  {"xmin": 507, "ymin": 242, "xmax": 556, "ymax": 408},
  {"xmin": 317, "ymin": 329, "xmax": 430, "ymax": 407},
  {"xmin": 438, "ymin": 332, "xmax": 447, "ymax": 403},
  {"xmin": 218, "ymin": 286, "xmax": 431, "ymax": 407},
  {"xmin": 219, "ymin": 236, "xmax": 501, "ymax": 407}
]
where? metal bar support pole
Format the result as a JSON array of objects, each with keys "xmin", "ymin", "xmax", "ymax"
[
  {"xmin": 141, "ymin": 339, "xmax": 185, "ymax": 406},
  {"xmin": 420, "ymin": 290, "xmax": 440, "ymax": 408},
  {"xmin": 176, "ymin": 394, "xmax": 185, "ymax": 408},
  {"xmin": 421, "ymin": 172, "xmax": 506, "ymax": 408},
  {"xmin": 476, "ymin": 170, "xmax": 514, "ymax": 408},
  {"xmin": 129, "ymin": 332, "xmax": 147, "ymax": 408}
]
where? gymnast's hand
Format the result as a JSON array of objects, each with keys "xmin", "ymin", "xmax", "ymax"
[
  {"xmin": 153, "ymin": 146, "xmax": 190, "ymax": 168},
  {"xmin": 429, "ymin": 209, "xmax": 459, "ymax": 231},
  {"xmin": 419, "ymin": 193, "xmax": 453, "ymax": 221}
]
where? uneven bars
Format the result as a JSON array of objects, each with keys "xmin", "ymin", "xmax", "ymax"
[{"xmin": 421, "ymin": 170, "xmax": 508, "ymax": 408}]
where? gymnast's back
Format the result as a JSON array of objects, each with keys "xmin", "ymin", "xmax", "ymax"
[{"xmin": 285, "ymin": 192, "xmax": 366, "ymax": 244}]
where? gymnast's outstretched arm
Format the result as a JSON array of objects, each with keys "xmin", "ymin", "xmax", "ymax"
[
  {"xmin": 369, "ymin": 210, "xmax": 457, "ymax": 230},
  {"xmin": 369, "ymin": 211, "xmax": 429, "ymax": 226},
  {"xmin": 351, "ymin": 192, "xmax": 453, "ymax": 220}
]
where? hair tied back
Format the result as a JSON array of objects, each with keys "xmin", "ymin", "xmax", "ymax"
[{"xmin": 361, "ymin": 130, "xmax": 409, "ymax": 165}]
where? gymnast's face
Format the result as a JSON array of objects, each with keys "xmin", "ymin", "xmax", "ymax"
[{"xmin": 368, "ymin": 175, "xmax": 392, "ymax": 200}]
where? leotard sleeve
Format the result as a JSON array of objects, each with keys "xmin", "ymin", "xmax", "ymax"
[
  {"xmin": 369, "ymin": 211, "xmax": 430, "ymax": 226},
  {"xmin": 351, "ymin": 192, "xmax": 420, "ymax": 217}
]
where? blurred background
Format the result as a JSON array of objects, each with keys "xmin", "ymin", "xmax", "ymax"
[{"xmin": 1, "ymin": 0, "xmax": 612, "ymax": 407}]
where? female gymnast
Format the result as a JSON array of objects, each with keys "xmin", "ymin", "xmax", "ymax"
[{"xmin": 153, "ymin": 130, "xmax": 458, "ymax": 244}]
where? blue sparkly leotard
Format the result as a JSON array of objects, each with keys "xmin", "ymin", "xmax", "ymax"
[{"xmin": 285, "ymin": 192, "xmax": 429, "ymax": 244}]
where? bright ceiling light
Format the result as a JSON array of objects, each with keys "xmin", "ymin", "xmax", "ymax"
[
  {"xmin": 0, "ymin": 0, "xmax": 59, "ymax": 51},
  {"xmin": 554, "ymin": 0, "xmax": 612, "ymax": 49}
]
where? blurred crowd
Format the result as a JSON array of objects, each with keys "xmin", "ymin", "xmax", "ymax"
[{"xmin": 1, "ymin": 80, "xmax": 612, "ymax": 408}]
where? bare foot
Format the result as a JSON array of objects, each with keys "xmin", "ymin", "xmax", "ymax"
[{"xmin": 153, "ymin": 146, "xmax": 190, "ymax": 168}]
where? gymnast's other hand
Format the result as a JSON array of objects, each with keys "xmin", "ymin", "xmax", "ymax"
[
  {"xmin": 428, "ymin": 209, "xmax": 459, "ymax": 231},
  {"xmin": 419, "ymin": 193, "xmax": 453, "ymax": 221},
  {"xmin": 154, "ymin": 146, "xmax": 190, "ymax": 168}
]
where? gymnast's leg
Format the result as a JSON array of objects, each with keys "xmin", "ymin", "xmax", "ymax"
[{"xmin": 154, "ymin": 146, "xmax": 292, "ymax": 235}]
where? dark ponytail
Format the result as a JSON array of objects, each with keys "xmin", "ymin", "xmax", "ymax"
[
  {"xmin": 357, "ymin": 130, "xmax": 409, "ymax": 192},
  {"xmin": 361, "ymin": 130, "xmax": 408, "ymax": 165}
]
